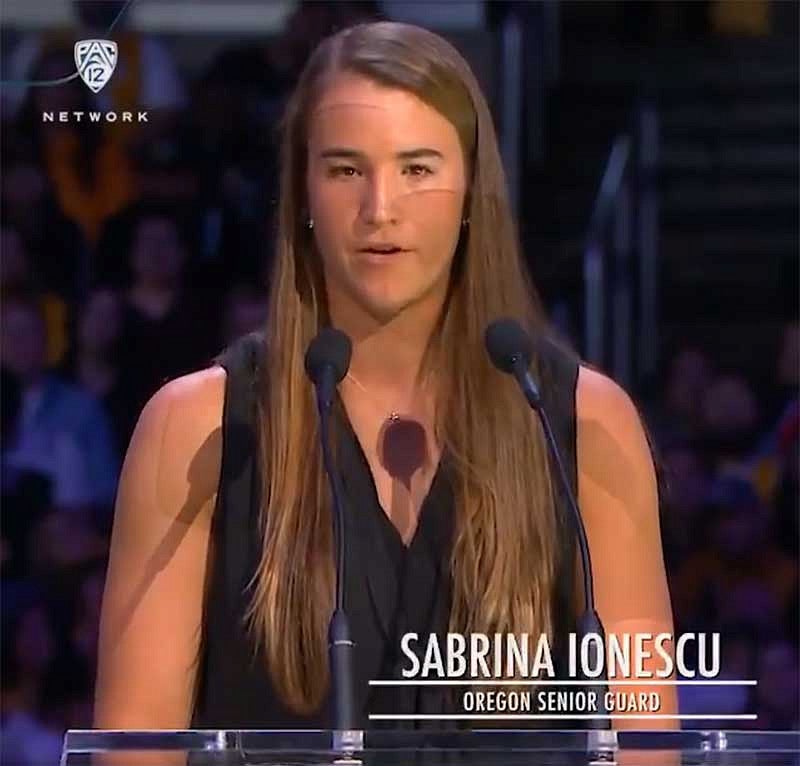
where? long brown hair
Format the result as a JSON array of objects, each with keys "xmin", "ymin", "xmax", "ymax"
[{"xmin": 247, "ymin": 21, "xmax": 561, "ymax": 714}]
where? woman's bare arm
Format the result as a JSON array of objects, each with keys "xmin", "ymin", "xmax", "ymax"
[
  {"xmin": 576, "ymin": 365, "xmax": 679, "ymax": 730},
  {"xmin": 93, "ymin": 366, "xmax": 226, "ymax": 731}
]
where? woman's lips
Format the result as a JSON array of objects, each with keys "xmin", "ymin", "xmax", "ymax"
[
  {"xmin": 359, "ymin": 247, "xmax": 406, "ymax": 254},
  {"xmin": 357, "ymin": 247, "xmax": 411, "ymax": 261}
]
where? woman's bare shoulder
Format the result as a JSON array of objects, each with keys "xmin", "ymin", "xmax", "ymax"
[
  {"xmin": 148, "ymin": 365, "xmax": 227, "ymax": 421},
  {"xmin": 123, "ymin": 365, "xmax": 228, "ymax": 528}
]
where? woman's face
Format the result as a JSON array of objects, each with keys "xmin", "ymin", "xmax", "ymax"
[{"xmin": 306, "ymin": 72, "xmax": 467, "ymax": 323}]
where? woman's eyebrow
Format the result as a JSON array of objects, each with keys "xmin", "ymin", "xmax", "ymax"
[
  {"xmin": 318, "ymin": 147, "xmax": 444, "ymax": 160},
  {"xmin": 396, "ymin": 148, "xmax": 444, "ymax": 160}
]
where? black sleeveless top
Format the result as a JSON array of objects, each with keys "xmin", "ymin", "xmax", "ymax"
[{"xmin": 191, "ymin": 331, "xmax": 582, "ymax": 730}]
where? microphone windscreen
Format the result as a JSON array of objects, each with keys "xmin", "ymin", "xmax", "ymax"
[
  {"xmin": 484, "ymin": 318, "xmax": 533, "ymax": 373},
  {"xmin": 304, "ymin": 328, "xmax": 352, "ymax": 384}
]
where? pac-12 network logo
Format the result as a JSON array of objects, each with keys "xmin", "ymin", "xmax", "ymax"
[{"xmin": 74, "ymin": 40, "xmax": 118, "ymax": 93}]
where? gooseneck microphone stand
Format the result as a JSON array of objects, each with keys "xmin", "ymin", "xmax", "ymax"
[
  {"xmin": 485, "ymin": 319, "xmax": 610, "ymax": 731},
  {"xmin": 305, "ymin": 329, "xmax": 363, "ymax": 758}
]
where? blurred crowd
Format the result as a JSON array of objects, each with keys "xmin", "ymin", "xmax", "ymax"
[
  {"xmin": 0, "ymin": 1, "xmax": 797, "ymax": 763},
  {"xmin": 644, "ymin": 327, "xmax": 798, "ymax": 727}
]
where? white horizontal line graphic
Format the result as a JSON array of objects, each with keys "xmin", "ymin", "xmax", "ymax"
[
  {"xmin": 368, "ymin": 679, "xmax": 758, "ymax": 686},
  {"xmin": 368, "ymin": 714, "xmax": 759, "ymax": 721}
]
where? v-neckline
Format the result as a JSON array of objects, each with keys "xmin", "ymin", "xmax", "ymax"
[{"xmin": 334, "ymin": 394, "xmax": 445, "ymax": 551}]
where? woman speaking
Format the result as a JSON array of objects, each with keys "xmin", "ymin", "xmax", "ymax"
[{"xmin": 93, "ymin": 21, "xmax": 676, "ymax": 732}]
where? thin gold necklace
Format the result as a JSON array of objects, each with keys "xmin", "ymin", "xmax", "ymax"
[{"xmin": 344, "ymin": 371, "xmax": 411, "ymax": 423}]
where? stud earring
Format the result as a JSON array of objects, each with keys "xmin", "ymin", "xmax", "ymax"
[
  {"xmin": 462, "ymin": 217, "xmax": 470, "ymax": 227},
  {"xmin": 307, "ymin": 218, "xmax": 314, "ymax": 230}
]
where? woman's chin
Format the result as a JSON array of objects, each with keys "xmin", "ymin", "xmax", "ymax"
[
  {"xmin": 340, "ymin": 276, "xmax": 447, "ymax": 325},
  {"xmin": 356, "ymin": 291, "xmax": 415, "ymax": 324}
]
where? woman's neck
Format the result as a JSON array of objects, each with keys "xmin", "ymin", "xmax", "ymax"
[{"xmin": 330, "ymin": 295, "xmax": 444, "ymax": 396}]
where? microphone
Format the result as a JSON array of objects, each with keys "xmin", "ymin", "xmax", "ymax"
[
  {"xmin": 305, "ymin": 327, "xmax": 352, "ymax": 414},
  {"xmin": 304, "ymin": 329, "xmax": 362, "ymax": 753},
  {"xmin": 484, "ymin": 318, "xmax": 610, "ymax": 729}
]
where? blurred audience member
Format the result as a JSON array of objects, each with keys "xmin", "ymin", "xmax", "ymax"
[
  {"xmin": 1, "ymin": 220, "xmax": 72, "ymax": 366},
  {"xmin": 26, "ymin": 512, "xmax": 106, "ymax": 587},
  {"xmin": 115, "ymin": 203, "xmax": 222, "ymax": 416},
  {"xmin": 671, "ymin": 477, "xmax": 797, "ymax": 635},
  {"xmin": 0, "ymin": 702, "xmax": 63, "ymax": 766},
  {"xmin": 0, "ymin": 294, "xmax": 120, "ymax": 511},
  {"xmin": 60, "ymin": 287, "xmax": 140, "ymax": 459},
  {"xmin": 0, "ymin": 621, "xmax": 65, "ymax": 766},
  {"xmin": 1, "ymin": 133, "xmax": 88, "ymax": 302},
  {"xmin": 133, "ymin": 126, "xmax": 200, "ymax": 206},
  {"xmin": 700, "ymin": 374, "xmax": 760, "ymax": 468},
  {"xmin": 1, "ymin": 590, "xmax": 92, "ymax": 765},
  {"xmin": 180, "ymin": 51, "xmax": 281, "ymax": 289},
  {"xmin": 1, "ymin": 595, "xmax": 59, "ymax": 717},
  {"xmin": 648, "ymin": 347, "xmax": 714, "ymax": 445},
  {"xmin": 1, "ymin": 459, "xmax": 52, "ymax": 583}
]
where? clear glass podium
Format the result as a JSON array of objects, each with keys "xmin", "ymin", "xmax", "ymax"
[{"xmin": 62, "ymin": 729, "xmax": 800, "ymax": 765}]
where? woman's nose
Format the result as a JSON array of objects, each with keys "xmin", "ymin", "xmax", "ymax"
[{"xmin": 359, "ymin": 171, "xmax": 400, "ymax": 226}]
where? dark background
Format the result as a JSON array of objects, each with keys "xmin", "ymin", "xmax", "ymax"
[{"xmin": 0, "ymin": 1, "xmax": 797, "ymax": 761}]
